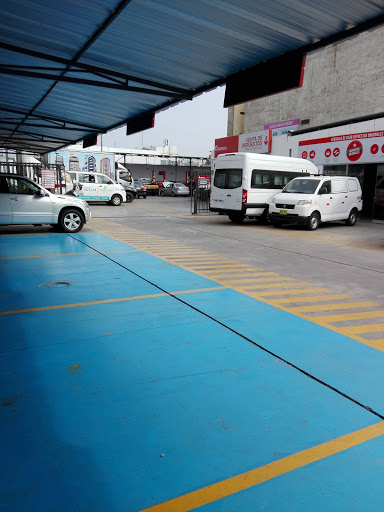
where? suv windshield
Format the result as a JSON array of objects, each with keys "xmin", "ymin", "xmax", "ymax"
[{"xmin": 282, "ymin": 179, "xmax": 320, "ymax": 194}]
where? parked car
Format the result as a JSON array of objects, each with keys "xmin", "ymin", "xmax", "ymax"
[
  {"xmin": 68, "ymin": 171, "xmax": 126, "ymax": 206},
  {"xmin": 157, "ymin": 180, "xmax": 173, "ymax": 189},
  {"xmin": 268, "ymin": 176, "xmax": 362, "ymax": 230},
  {"xmin": 160, "ymin": 182, "xmax": 190, "ymax": 197},
  {"xmin": 117, "ymin": 178, "xmax": 136, "ymax": 202},
  {"xmin": 0, "ymin": 174, "xmax": 91, "ymax": 233},
  {"xmin": 139, "ymin": 178, "xmax": 159, "ymax": 196},
  {"xmin": 134, "ymin": 180, "xmax": 147, "ymax": 199}
]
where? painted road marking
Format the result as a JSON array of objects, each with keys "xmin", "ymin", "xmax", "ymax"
[
  {"xmin": 288, "ymin": 301, "xmax": 380, "ymax": 312},
  {"xmin": 312, "ymin": 311, "xmax": 384, "ymax": 323},
  {"xmin": 0, "ymin": 287, "xmax": 226, "ymax": 316},
  {"xmin": 138, "ymin": 421, "xmax": 384, "ymax": 512},
  {"xmin": 337, "ymin": 323, "xmax": 384, "ymax": 335},
  {"xmin": 270, "ymin": 294, "xmax": 353, "ymax": 304},
  {"xmin": 252, "ymin": 288, "xmax": 331, "ymax": 297},
  {"xmin": 86, "ymin": 221, "xmax": 384, "ymax": 351},
  {"xmin": 0, "ymin": 250, "xmax": 137, "ymax": 260}
]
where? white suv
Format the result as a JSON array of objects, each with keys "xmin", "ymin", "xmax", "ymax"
[
  {"xmin": 269, "ymin": 176, "xmax": 362, "ymax": 230},
  {"xmin": 0, "ymin": 174, "xmax": 91, "ymax": 233}
]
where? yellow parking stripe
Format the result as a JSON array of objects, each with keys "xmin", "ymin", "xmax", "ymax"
[
  {"xmin": 288, "ymin": 301, "xmax": 380, "ymax": 313},
  {"xmin": 237, "ymin": 278, "xmax": 295, "ymax": 286},
  {"xmin": 216, "ymin": 273, "xmax": 279, "ymax": 282},
  {"xmin": 235, "ymin": 281, "xmax": 311, "ymax": 289},
  {"xmin": 0, "ymin": 250, "xmax": 136, "ymax": 260},
  {"xmin": 201, "ymin": 268, "xmax": 264, "ymax": 274},
  {"xmin": 312, "ymin": 311, "xmax": 384, "ymax": 323},
  {"xmin": 270, "ymin": 294, "xmax": 353, "ymax": 304},
  {"xmin": 337, "ymin": 323, "xmax": 384, "ymax": 335},
  {"xmin": 253, "ymin": 288, "xmax": 330, "ymax": 297},
  {"xmin": 0, "ymin": 287, "xmax": 225, "ymax": 315},
  {"xmin": 138, "ymin": 421, "xmax": 384, "ymax": 512}
]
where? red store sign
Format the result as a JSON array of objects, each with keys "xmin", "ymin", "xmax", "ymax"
[{"xmin": 299, "ymin": 130, "xmax": 384, "ymax": 165}]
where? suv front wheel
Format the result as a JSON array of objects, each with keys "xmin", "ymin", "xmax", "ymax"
[{"xmin": 59, "ymin": 209, "xmax": 84, "ymax": 233}]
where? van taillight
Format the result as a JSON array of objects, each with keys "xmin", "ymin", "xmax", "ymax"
[{"xmin": 242, "ymin": 189, "xmax": 247, "ymax": 204}]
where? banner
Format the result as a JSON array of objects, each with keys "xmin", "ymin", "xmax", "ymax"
[
  {"xmin": 55, "ymin": 150, "xmax": 116, "ymax": 180},
  {"xmin": 214, "ymin": 135, "xmax": 239, "ymax": 158},
  {"xmin": 298, "ymin": 130, "xmax": 384, "ymax": 165},
  {"xmin": 238, "ymin": 129, "xmax": 272, "ymax": 154}
]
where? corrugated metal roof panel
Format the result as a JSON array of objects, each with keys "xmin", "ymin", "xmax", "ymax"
[{"xmin": 0, "ymin": 0, "xmax": 383, "ymax": 153}]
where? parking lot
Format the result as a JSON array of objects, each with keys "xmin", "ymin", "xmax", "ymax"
[{"xmin": 1, "ymin": 195, "xmax": 384, "ymax": 511}]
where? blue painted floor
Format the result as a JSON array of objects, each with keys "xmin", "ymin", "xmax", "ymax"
[{"xmin": 1, "ymin": 233, "xmax": 384, "ymax": 511}]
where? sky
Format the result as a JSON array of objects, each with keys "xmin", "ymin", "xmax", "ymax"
[{"xmin": 99, "ymin": 86, "xmax": 227, "ymax": 158}]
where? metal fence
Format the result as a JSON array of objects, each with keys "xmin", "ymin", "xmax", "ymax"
[
  {"xmin": 0, "ymin": 162, "xmax": 67, "ymax": 192},
  {"xmin": 191, "ymin": 170, "xmax": 213, "ymax": 214}
]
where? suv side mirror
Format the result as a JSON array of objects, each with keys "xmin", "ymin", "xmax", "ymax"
[{"xmin": 318, "ymin": 187, "xmax": 328, "ymax": 195}]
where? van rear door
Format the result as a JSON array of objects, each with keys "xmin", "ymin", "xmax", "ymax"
[{"xmin": 211, "ymin": 168, "xmax": 243, "ymax": 211}]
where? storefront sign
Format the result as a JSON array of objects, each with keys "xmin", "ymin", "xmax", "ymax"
[
  {"xmin": 299, "ymin": 130, "xmax": 384, "ymax": 165},
  {"xmin": 214, "ymin": 135, "xmax": 239, "ymax": 158},
  {"xmin": 238, "ymin": 129, "xmax": 272, "ymax": 154},
  {"xmin": 264, "ymin": 118, "xmax": 300, "ymax": 136}
]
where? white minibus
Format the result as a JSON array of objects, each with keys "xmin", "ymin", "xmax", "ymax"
[{"xmin": 210, "ymin": 152, "xmax": 319, "ymax": 223}]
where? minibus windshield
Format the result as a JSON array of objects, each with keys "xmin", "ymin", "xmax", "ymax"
[{"xmin": 282, "ymin": 179, "xmax": 320, "ymax": 194}]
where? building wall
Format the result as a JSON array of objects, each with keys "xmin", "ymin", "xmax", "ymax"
[{"xmin": 239, "ymin": 25, "xmax": 384, "ymax": 134}]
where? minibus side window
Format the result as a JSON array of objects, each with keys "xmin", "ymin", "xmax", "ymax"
[{"xmin": 251, "ymin": 169, "xmax": 290, "ymax": 189}]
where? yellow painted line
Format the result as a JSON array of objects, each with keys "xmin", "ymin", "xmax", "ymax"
[
  {"xmin": 201, "ymin": 268, "xmax": 264, "ymax": 274},
  {"xmin": 312, "ymin": 311, "xmax": 384, "ymax": 323},
  {"xmin": 0, "ymin": 250, "xmax": 137, "ymax": 260},
  {"xmin": 138, "ymin": 421, "xmax": 384, "ymax": 512},
  {"xmin": 201, "ymin": 271, "xmax": 268, "ymax": 279},
  {"xmin": 215, "ymin": 273, "xmax": 280, "ymax": 283},
  {"xmin": 253, "ymin": 287, "xmax": 330, "ymax": 297},
  {"xmin": 0, "ymin": 286, "xmax": 225, "ymax": 315},
  {"xmin": 188, "ymin": 264, "xmax": 250, "ymax": 269},
  {"xmin": 185, "ymin": 262, "xmax": 241, "ymax": 268},
  {"xmin": 287, "ymin": 301, "xmax": 380, "ymax": 313},
  {"xmin": 236, "ymin": 281, "xmax": 311, "ymax": 289},
  {"xmin": 236, "ymin": 278, "xmax": 295, "ymax": 286},
  {"xmin": 337, "ymin": 323, "xmax": 384, "ymax": 335},
  {"xmin": 270, "ymin": 294, "xmax": 353, "ymax": 304},
  {"xmin": 167, "ymin": 257, "xmax": 229, "ymax": 262}
]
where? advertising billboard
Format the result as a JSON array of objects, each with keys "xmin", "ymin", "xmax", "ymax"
[
  {"xmin": 298, "ymin": 130, "xmax": 384, "ymax": 165},
  {"xmin": 55, "ymin": 150, "xmax": 115, "ymax": 180}
]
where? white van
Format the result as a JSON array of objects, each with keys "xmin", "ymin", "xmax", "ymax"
[
  {"xmin": 210, "ymin": 153, "xmax": 319, "ymax": 223},
  {"xmin": 269, "ymin": 176, "xmax": 362, "ymax": 230},
  {"xmin": 68, "ymin": 171, "xmax": 126, "ymax": 206}
]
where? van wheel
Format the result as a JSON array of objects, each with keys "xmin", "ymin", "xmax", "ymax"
[
  {"xmin": 345, "ymin": 209, "xmax": 357, "ymax": 226},
  {"xmin": 228, "ymin": 213, "xmax": 245, "ymax": 223},
  {"xmin": 59, "ymin": 209, "xmax": 84, "ymax": 233},
  {"xmin": 307, "ymin": 212, "xmax": 320, "ymax": 231},
  {"xmin": 259, "ymin": 208, "xmax": 271, "ymax": 225},
  {"xmin": 125, "ymin": 192, "xmax": 134, "ymax": 203},
  {"xmin": 110, "ymin": 194, "xmax": 122, "ymax": 206}
]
